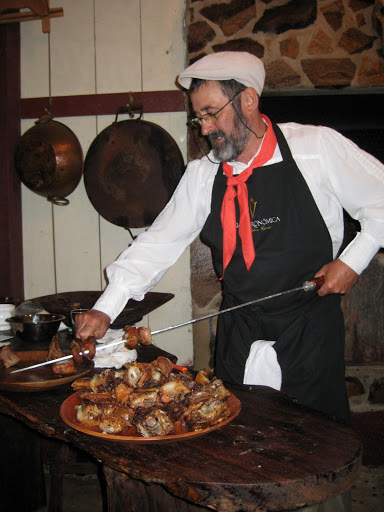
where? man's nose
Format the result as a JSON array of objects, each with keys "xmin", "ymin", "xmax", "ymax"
[{"xmin": 200, "ymin": 119, "xmax": 215, "ymax": 136}]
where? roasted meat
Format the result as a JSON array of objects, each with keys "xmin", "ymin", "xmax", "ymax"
[
  {"xmin": 137, "ymin": 327, "xmax": 152, "ymax": 345},
  {"xmin": 187, "ymin": 378, "xmax": 230, "ymax": 405},
  {"xmin": 99, "ymin": 406, "xmax": 134, "ymax": 434},
  {"xmin": 123, "ymin": 325, "xmax": 152, "ymax": 349},
  {"xmin": 123, "ymin": 326, "xmax": 139, "ymax": 349},
  {"xmin": 128, "ymin": 389, "xmax": 160, "ymax": 410},
  {"xmin": 134, "ymin": 408, "xmax": 174, "ymax": 437},
  {"xmin": 47, "ymin": 334, "xmax": 76, "ymax": 374},
  {"xmin": 152, "ymin": 356, "xmax": 174, "ymax": 378},
  {"xmin": 70, "ymin": 337, "xmax": 96, "ymax": 365},
  {"xmin": 124, "ymin": 362, "xmax": 143, "ymax": 387},
  {"xmin": 0, "ymin": 346, "xmax": 20, "ymax": 368},
  {"xmin": 159, "ymin": 380, "xmax": 192, "ymax": 404},
  {"xmin": 123, "ymin": 357, "xmax": 175, "ymax": 389},
  {"xmin": 114, "ymin": 382, "xmax": 134, "ymax": 404},
  {"xmin": 76, "ymin": 402, "xmax": 103, "ymax": 426},
  {"xmin": 136, "ymin": 364, "xmax": 164, "ymax": 388},
  {"xmin": 81, "ymin": 336, "xmax": 96, "ymax": 361},
  {"xmin": 70, "ymin": 339, "xmax": 83, "ymax": 365},
  {"xmin": 89, "ymin": 371, "xmax": 117, "ymax": 393},
  {"xmin": 47, "ymin": 334, "xmax": 63, "ymax": 360},
  {"xmin": 71, "ymin": 357, "xmax": 232, "ymax": 438},
  {"xmin": 195, "ymin": 369, "xmax": 213, "ymax": 385},
  {"xmin": 182, "ymin": 398, "xmax": 230, "ymax": 431},
  {"xmin": 72, "ymin": 377, "xmax": 93, "ymax": 391},
  {"xmin": 52, "ymin": 359, "xmax": 76, "ymax": 375}
]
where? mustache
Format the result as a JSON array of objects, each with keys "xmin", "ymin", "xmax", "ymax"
[{"xmin": 207, "ymin": 129, "xmax": 226, "ymax": 146}]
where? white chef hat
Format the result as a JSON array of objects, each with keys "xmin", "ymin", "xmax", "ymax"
[{"xmin": 178, "ymin": 51, "xmax": 265, "ymax": 96}]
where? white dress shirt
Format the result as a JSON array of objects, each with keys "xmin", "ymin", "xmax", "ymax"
[{"xmin": 94, "ymin": 122, "xmax": 384, "ymax": 322}]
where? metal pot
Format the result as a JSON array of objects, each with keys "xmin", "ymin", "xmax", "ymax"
[
  {"xmin": 83, "ymin": 110, "xmax": 185, "ymax": 228},
  {"xmin": 14, "ymin": 115, "xmax": 83, "ymax": 205}
]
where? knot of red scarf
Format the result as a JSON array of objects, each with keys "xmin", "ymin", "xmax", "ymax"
[{"xmin": 220, "ymin": 115, "xmax": 277, "ymax": 278}]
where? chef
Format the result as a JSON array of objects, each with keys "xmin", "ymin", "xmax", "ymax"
[{"xmin": 76, "ymin": 51, "xmax": 384, "ymax": 427}]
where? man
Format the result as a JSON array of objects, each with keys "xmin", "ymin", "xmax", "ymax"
[{"xmin": 76, "ymin": 52, "xmax": 384, "ymax": 426}]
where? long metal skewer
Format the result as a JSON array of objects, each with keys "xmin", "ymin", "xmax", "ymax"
[{"xmin": 10, "ymin": 277, "xmax": 324, "ymax": 374}]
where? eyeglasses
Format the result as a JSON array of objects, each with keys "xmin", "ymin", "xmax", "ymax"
[{"xmin": 188, "ymin": 90, "xmax": 242, "ymax": 128}]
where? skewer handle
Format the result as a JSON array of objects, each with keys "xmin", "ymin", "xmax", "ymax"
[{"xmin": 303, "ymin": 276, "xmax": 325, "ymax": 292}]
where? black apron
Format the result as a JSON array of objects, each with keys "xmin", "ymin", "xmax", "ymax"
[{"xmin": 201, "ymin": 124, "xmax": 350, "ymax": 423}]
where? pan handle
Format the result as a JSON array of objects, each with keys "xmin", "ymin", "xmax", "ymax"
[{"xmin": 48, "ymin": 196, "xmax": 70, "ymax": 206}]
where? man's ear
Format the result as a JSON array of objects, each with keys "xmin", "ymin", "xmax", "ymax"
[{"xmin": 241, "ymin": 87, "xmax": 259, "ymax": 114}]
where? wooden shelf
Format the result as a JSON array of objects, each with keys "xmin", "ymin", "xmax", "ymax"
[
  {"xmin": 20, "ymin": 90, "xmax": 186, "ymax": 119},
  {"xmin": 0, "ymin": 1, "xmax": 63, "ymax": 33}
]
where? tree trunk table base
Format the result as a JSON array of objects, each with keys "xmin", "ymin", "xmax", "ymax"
[{"xmin": 104, "ymin": 466, "xmax": 208, "ymax": 512}]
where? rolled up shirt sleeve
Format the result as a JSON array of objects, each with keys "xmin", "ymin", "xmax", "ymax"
[
  {"xmin": 321, "ymin": 127, "xmax": 384, "ymax": 274},
  {"xmin": 280, "ymin": 123, "xmax": 384, "ymax": 275}
]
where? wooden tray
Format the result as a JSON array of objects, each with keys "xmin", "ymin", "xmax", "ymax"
[
  {"xmin": 60, "ymin": 391, "xmax": 241, "ymax": 443},
  {"xmin": 0, "ymin": 351, "xmax": 93, "ymax": 392}
]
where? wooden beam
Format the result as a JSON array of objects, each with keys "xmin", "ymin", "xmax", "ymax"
[
  {"xmin": 0, "ymin": 22, "xmax": 24, "ymax": 301},
  {"xmin": 0, "ymin": 0, "xmax": 49, "ymax": 17},
  {"xmin": 0, "ymin": 7, "xmax": 63, "ymax": 25},
  {"xmin": 20, "ymin": 90, "xmax": 187, "ymax": 119}
]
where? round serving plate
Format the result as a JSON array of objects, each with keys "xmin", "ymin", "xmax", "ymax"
[
  {"xmin": 60, "ymin": 391, "xmax": 241, "ymax": 443},
  {"xmin": 0, "ymin": 351, "xmax": 93, "ymax": 392}
]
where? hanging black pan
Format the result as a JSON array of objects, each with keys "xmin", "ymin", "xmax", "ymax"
[{"xmin": 83, "ymin": 105, "xmax": 185, "ymax": 228}]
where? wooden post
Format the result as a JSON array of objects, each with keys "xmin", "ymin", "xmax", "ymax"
[{"xmin": 0, "ymin": 22, "xmax": 24, "ymax": 300}]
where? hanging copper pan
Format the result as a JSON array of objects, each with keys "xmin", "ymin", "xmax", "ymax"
[
  {"xmin": 14, "ymin": 114, "xmax": 83, "ymax": 206},
  {"xmin": 83, "ymin": 109, "xmax": 185, "ymax": 228}
]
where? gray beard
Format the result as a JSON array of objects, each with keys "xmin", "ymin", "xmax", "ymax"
[{"xmin": 207, "ymin": 114, "xmax": 250, "ymax": 162}]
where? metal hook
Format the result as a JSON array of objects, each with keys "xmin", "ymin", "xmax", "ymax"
[{"xmin": 114, "ymin": 94, "xmax": 144, "ymax": 123}]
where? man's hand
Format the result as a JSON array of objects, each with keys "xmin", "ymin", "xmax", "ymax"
[
  {"xmin": 315, "ymin": 259, "xmax": 359, "ymax": 296},
  {"xmin": 74, "ymin": 309, "xmax": 111, "ymax": 340}
]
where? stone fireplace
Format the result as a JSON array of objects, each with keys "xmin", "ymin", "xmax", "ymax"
[{"xmin": 184, "ymin": 0, "xmax": 384, "ymax": 441}]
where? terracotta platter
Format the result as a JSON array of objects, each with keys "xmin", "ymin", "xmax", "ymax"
[{"xmin": 60, "ymin": 391, "xmax": 241, "ymax": 443}]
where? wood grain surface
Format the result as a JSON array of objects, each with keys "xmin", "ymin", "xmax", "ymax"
[{"xmin": 0, "ymin": 337, "xmax": 362, "ymax": 511}]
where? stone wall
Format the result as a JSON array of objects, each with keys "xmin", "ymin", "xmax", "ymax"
[
  {"xmin": 186, "ymin": 0, "xmax": 384, "ymax": 374},
  {"xmin": 186, "ymin": 0, "xmax": 384, "ymax": 90}
]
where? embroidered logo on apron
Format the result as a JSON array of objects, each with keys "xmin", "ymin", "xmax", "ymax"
[{"xmin": 235, "ymin": 198, "xmax": 282, "ymax": 232}]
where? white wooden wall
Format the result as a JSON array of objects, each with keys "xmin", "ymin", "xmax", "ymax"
[{"xmin": 19, "ymin": 0, "xmax": 193, "ymax": 365}]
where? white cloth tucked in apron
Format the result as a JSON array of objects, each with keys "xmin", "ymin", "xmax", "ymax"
[{"xmin": 243, "ymin": 340, "xmax": 282, "ymax": 390}]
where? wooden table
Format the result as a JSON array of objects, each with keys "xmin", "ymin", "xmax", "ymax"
[{"xmin": 0, "ymin": 335, "xmax": 362, "ymax": 512}]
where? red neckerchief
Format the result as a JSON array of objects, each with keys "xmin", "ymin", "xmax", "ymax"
[{"xmin": 221, "ymin": 115, "xmax": 277, "ymax": 277}]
